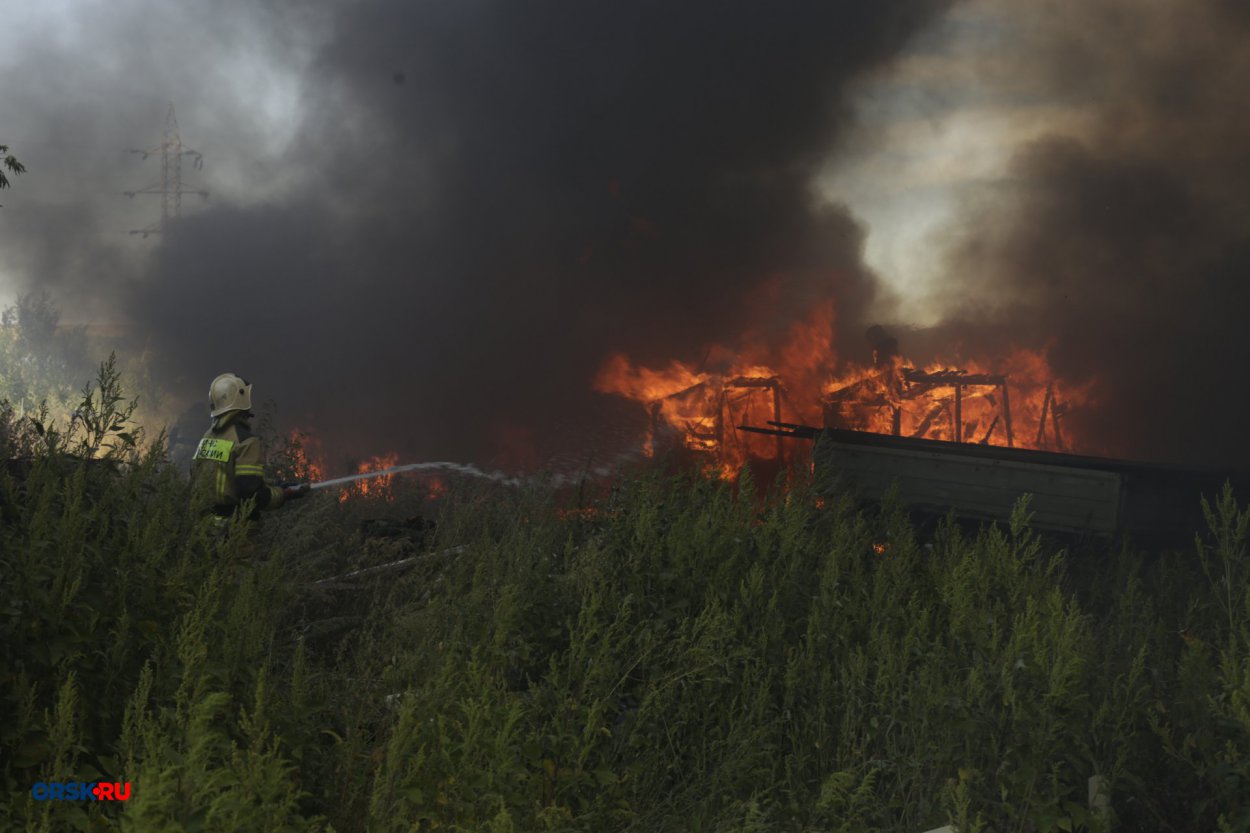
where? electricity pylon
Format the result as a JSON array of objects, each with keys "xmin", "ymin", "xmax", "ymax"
[{"xmin": 124, "ymin": 104, "xmax": 209, "ymax": 237}]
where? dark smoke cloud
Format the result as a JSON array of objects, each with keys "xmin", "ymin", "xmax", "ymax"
[
  {"xmin": 930, "ymin": 0, "xmax": 1250, "ymax": 466},
  {"xmin": 0, "ymin": 0, "xmax": 321, "ymax": 299},
  {"xmin": 121, "ymin": 1, "xmax": 953, "ymax": 467}
]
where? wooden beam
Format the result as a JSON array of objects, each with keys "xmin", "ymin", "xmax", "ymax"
[
  {"xmin": 955, "ymin": 383, "xmax": 963, "ymax": 443},
  {"xmin": 979, "ymin": 414, "xmax": 1001, "ymax": 444},
  {"xmin": 772, "ymin": 383, "xmax": 784, "ymax": 462},
  {"xmin": 1036, "ymin": 383, "xmax": 1053, "ymax": 447},
  {"xmin": 903, "ymin": 369, "xmax": 1006, "ymax": 387},
  {"xmin": 715, "ymin": 390, "xmax": 725, "ymax": 452},
  {"xmin": 910, "ymin": 404, "xmax": 945, "ymax": 439},
  {"xmin": 1051, "ymin": 398, "xmax": 1066, "ymax": 452},
  {"xmin": 1001, "ymin": 383, "xmax": 1014, "ymax": 448}
]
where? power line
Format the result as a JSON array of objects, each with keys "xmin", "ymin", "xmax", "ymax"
[{"xmin": 123, "ymin": 104, "xmax": 209, "ymax": 237}]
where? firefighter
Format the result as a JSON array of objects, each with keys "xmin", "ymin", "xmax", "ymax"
[{"xmin": 192, "ymin": 372, "xmax": 308, "ymax": 521}]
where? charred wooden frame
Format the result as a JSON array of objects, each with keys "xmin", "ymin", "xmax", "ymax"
[
  {"xmin": 825, "ymin": 367, "xmax": 1019, "ymax": 447},
  {"xmin": 900, "ymin": 368, "xmax": 1015, "ymax": 447},
  {"xmin": 649, "ymin": 375, "xmax": 787, "ymax": 464}
]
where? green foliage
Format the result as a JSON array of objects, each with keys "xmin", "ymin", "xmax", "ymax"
[
  {"xmin": 25, "ymin": 353, "xmax": 143, "ymax": 461},
  {"xmin": 0, "ymin": 142, "xmax": 24, "ymax": 193},
  {"xmin": 6, "ymin": 385, "xmax": 1250, "ymax": 831},
  {"xmin": 0, "ymin": 291, "xmax": 92, "ymax": 414}
]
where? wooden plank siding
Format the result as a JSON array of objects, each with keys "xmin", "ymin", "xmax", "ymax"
[
  {"xmin": 809, "ymin": 428, "xmax": 1242, "ymax": 541},
  {"xmin": 815, "ymin": 440, "xmax": 1122, "ymax": 535}
]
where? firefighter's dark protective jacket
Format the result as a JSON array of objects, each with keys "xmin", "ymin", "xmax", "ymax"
[{"xmin": 192, "ymin": 412, "xmax": 285, "ymax": 518}]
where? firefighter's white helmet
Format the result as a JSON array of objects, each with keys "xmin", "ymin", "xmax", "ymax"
[{"xmin": 209, "ymin": 373, "xmax": 253, "ymax": 418}]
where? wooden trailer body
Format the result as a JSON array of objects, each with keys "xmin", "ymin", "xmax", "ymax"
[{"xmin": 810, "ymin": 428, "xmax": 1237, "ymax": 541}]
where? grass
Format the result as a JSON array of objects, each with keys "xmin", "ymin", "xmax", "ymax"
[{"xmin": 3, "ymin": 372, "xmax": 1250, "ymax": 831}]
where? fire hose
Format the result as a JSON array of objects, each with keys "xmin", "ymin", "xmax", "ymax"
[{"xmin": 304, "ymin": 461, "xmax": 523, "ymax": 492}]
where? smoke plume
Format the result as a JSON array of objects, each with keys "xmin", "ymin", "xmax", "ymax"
[
  {"xmin": 122, "ymin": 1, "xmax": 952, "ymax": 466},
  {"xmin": 10, "ymin": 0, "xmax": 1250, "ymax": 469},
  {"xmin": 929, "ymin": 0, "xmax": 1250, "ymax": 465}
]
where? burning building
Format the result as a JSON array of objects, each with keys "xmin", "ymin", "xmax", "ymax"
[{"xmin": 595, "ymin": 318, "xmax": 1087, "ymax": 476}]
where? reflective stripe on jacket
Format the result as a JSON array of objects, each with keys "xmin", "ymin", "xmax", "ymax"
[{"xmin": 192, "ymin": 412, "xmax": 285, "ymax": 517}]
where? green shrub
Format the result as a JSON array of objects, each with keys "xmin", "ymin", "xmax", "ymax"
[{"xmin": 6, "ymin": 373, "xmax": 1250, "ymax": 831}]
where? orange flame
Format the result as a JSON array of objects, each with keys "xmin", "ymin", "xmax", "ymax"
[
  {"xmin": 594, "ymin": 303, "xmax": 1097, "ymax": 476},
  {"xmin": 594, "ymin": 302, "xmax": 833, "ymax": 475},
  {"xmin": 823, "ymin": 349, "xmax": 1094, "ymax": 450},
  {"xmin": 339, "ymin": 451, "xmax": 401, "ymax": 503},
  {"xmin": 286, "ymin": 428, "xmax": 325, "ymax": 483}
]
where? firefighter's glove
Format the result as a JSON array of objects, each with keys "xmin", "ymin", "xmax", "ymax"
[{"xmin": 283, "ymin": 483, "xmax": 311, "ymax": 500}]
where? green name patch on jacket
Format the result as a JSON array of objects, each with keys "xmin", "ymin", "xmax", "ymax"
[{"xmin": 194, "ymin": 438, "xmax": 235, "ymax": 463}]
